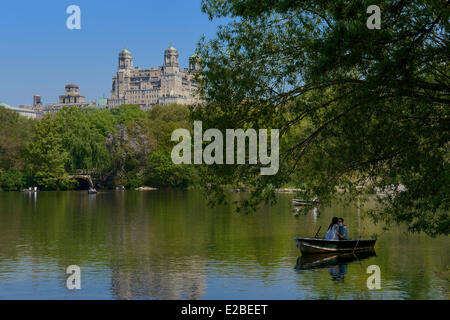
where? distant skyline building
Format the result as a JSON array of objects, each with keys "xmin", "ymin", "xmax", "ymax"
[
  {"xmin": 107, "ymin": 46, "xmax": 201, "ymax": 109},
  {"xmin": 33, "ymin": 95, "xmax": 42, "ymax": 108},
  {"xmin": 44, "ymin": 84, "xmax": 96, "ymax": 113},
  {"xmin": 4, "ymin": 46, "xmax": 203, "ymax": 117},
  {"xmin": 0, "ymin": 101, "xmax": 12, "ymax": 109},
  {"xmin": 59, "ymin": 84, "xmax": 85, "ymax": 104},
  {"xmin": 0, "ymin": 101, "xmax": 39, "ymax": 119}
]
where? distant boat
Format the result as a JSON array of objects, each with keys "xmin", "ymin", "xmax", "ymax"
[
  {"xmin": 294, "ymin": 237, "xmax": 376, "ymax": 254},
  {"xmin": 88, "ymin": 189, "xmax": 97, "ymax": 194},
  {"xmin": 292, "ymin": 199, "xmax": 322, "ymax": 206}
]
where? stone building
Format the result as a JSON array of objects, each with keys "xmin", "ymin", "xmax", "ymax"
[
  {"xmin": 0, "ymin": 101, "xmax": 39, "ymax": 119},
  {"xmin": 107, "ymin": 46, "xmax": 201, "ymax": 110},
  {"xmin": 44, "ymin": 84, "xmax": 96, "ymax": 113},
  {"xmin": 59, "ymin": 83, "xmax": 85, "ymax": 104},
  {"xmin": 33, "ymin": 95, "xmax": 43, "ymax": 108}
]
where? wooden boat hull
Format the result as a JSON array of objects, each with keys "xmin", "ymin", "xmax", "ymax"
[{"xmin": 295, "ymin": 237, "xmax": 376, "ymax": 254}]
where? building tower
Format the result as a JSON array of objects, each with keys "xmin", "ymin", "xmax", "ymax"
[
  {"xmin": 189, "ymin": 53, "xmax": 201, "ymax": 73},
  {"xmin": 161, "ymin": 45, "xmax": 182, "ymax": 104},
  {"xmin": 59, "ymin": 84, "xmax": 85, "ymax": 104},
  {"xmin": 164, "ymin": 45, "xmax": 180, "ymax": 73},
  {"xmin": 33, "ymin": 95, "xmax": 42, "ymax": 107},
  {"xmin": 112, "ymin": 49, "xmax": 133, "ymax": 102},
  {"xmin": 118, "ymin": 49, "xmax": 133, "ymax": 71}
]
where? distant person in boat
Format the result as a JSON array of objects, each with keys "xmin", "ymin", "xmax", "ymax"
[
  {"xmin": 338, "ymin": 218, "xmax": 348, "ymax": 240},
  {"xmin": 325, "ymin": 217, "xmax": 340, "ymax": 240}
]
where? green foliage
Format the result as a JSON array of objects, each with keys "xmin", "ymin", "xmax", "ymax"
[
  {"xmin": 0, "ymin": 168, "xmax": 25, "ymax": 191},
  {"xmin": 106, "ymin": 116, "xmax": 153, "ymax": 187},
  {"xmin": 148, "ymin": 104, "xmax": 192, "ymax": 153},
  {"xmin": 146, "ymin": 151, "xmax": 193, "ymax": 188},
  {"xmin": 86, "ymin": 108, "xmax": 117, "ymax": 136},
  {"xmin": 144, "ymin": 105, "xmax": 197, "ymax": 188},
  {"xmin": 24, "ymin": 107, "xmax": 114, "ymax": 190},
  {"xmin": 196, "ymin": 0, "xmax": 449, "ymax": 235},
  {"xmin": 0, "ymin": 107, "xmax": 34, "ymax": 170},
  {"xmin": 0, "ymin": 103, "xmax": 199, "ymax": 191},
  {"xmin": 124, "ymin": 171, "xmax": 144, "ymax": 189},
  {"xmin": 25, "ymin": 114, "xmax": 74, "ymax": 190},
  {"xmin": 111, "ymin": 104, "xmax": 146, "ymax": 124},
  {"xmin": 54, "ymin": 107, "xmax": 112, "ymax": 172}
]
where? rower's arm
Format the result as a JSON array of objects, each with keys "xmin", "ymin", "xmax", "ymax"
[{"xmin": 335, "ymin": 229, "xmax": 345, "ymax": 240}]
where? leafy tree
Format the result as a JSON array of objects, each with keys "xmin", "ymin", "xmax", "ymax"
[
  {"xmin": 50, "ymin": 107, "xmax": 112, "ymax": 172},
  {"xmin": 0, "ymin": 168, "xmax": 25, "ymax": 191},
  {"xmin": 106, "ymin": 118, "xmax": 154, "ymax": 188},
  {"xmin": 148, "ymin": 104, "xmax": 192, "ymax": 153},
  {"xmin": 146, "ymin": 151, "xmax": 194, "ymax": 188},
  {"xmin": 111, "ymin": 104, "xmax": 147, "ymax": 124},
  {"xmin": 25, "ymin": 115, "xmax": 74, "ymax": 190},
  {"xmin": 0, "ymin": 107, "xmax": 34, "ymax": 170},
  {"xmin": 195, "ymin": 0, "xmax": 449, "ymax": 235},
  {"xmin": 86, "ymin": 108, "xmax": 117, "ymax": 136},
  {"xmin": 25, "ymin": 107, "xmax": 114, "ymax": 189},
  {"xmin": 145, "ymin": 104, "xmax": 198, "ymax": 188}
]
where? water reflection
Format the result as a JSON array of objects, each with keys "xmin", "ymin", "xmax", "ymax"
[
  {"xmin": 24, "ymin": 189, "xmax": 38, "ymax": 210},
  {"xmin": 110, "ymin": 256, "xmax": 206, "ymax": 300},
  {"xmin": 293, "ymin": 206, "xmax": 318, "ymax": 223},
  {"xmin": 0, "ymin": 190, "xmax": 447, "ymax": 299},
  {"xmin": 329, "ymin": 264, "xmax": 347, "ymax": 282},
  {"xmin": 295, "ymin": 251, "xmax": 376, "ymax": 283}
]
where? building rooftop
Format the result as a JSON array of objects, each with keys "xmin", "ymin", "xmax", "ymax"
[{"xmin": 65, "ymin": 83, "xmax": 79, "ymax": 88}]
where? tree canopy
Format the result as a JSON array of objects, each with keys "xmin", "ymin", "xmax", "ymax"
[
  {"xmin": 194, "ymin": 0, "xmax": 449, "ymax": 235},
  {"xmin": 0, "ymin": 104, "xmax": 197, "ymax": 191},
  {"xmin": 0, "ymin": 107, "xmax": 34, "ymax": 191}
]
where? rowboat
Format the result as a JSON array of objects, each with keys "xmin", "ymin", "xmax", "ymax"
[
  {"xmin": 295, "ymin": 251, "xmax": 376, "ymax": 270},
  {"xmin": 294, "ymin": 237, "xmax": 376, "ymax": 254},
  {"xmin": 292, "ymin": 199, "xmax": 322, "ymax": 206},
  {"xmin": 88, "ymin": 190, "xmax": 97, "ymax": 194}
]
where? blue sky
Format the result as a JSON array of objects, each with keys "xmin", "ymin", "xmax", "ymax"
[{"xmin": 0, "ymin": 0, "xmax": 224, "ymax": 106}]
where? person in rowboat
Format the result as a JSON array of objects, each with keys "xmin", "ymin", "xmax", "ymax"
[
  {"xmin": 325, "ymin": 217, "xmax": 347, "ymax": 240},
  {"xmin": 338, "ymin": 218, "xmax": 348, "ymax": 240},
  {"xmin": 325, "ymin": 217, "xmax": 340, "ymax": 240}
]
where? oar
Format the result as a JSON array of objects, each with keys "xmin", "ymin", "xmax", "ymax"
[
  {"xmin": 353, "ymin": 227, "xmax": 366, "ymax": 253},
  {"xmin": 314, "ymin": 226, "xmax": 322, "ymax": 238}
]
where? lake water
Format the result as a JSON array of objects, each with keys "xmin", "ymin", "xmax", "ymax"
[{"xmin": 0, "ymin": 190, "xmax": 447, "ymax": 300}]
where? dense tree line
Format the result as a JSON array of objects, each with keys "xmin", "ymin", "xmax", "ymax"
[
  {"xmin": 0, "ymin": 104, "xmax": 198, "ymax": 191},
  {"xmin": 0, "ymin": 108, "xmax": 34, "ymax": 190}
]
